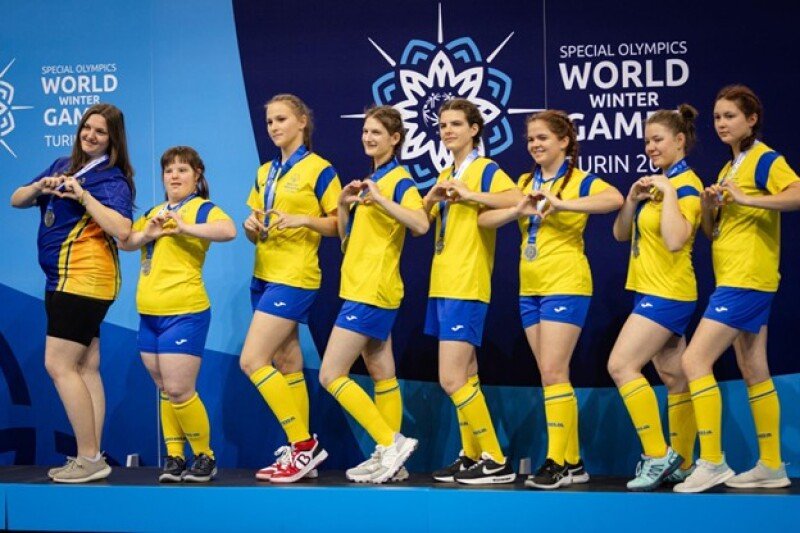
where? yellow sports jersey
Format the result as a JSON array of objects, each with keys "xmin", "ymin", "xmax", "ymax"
[
  {"xmin": 625, "ymin": 168, "xmax": 703, "ymax": 301},
  {"xmin": 340, "ymin": 164, "xmax": 423, "ymax": 309},
  {"xmin": 134, "ymin": 197, "xmax": 231, "ymax": 315},
  {"xmin": 246, "ymin": 152, "xmax": 341, "ymax": 289},
  {"xmin": 518, "ymin": 168, "xmax": 610, "ymax": 296},
  {"xmin": 429, "ymin": 157, "xmax": 516, "ymax": 303},
  {"xmin": 714, "ymin": 142, "xmax": 799, "ymax": 291}
]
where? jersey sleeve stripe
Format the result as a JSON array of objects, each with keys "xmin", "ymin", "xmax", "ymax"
[
  {"xmin": 755, "ymin": 151, "xmax": 780, "ymax": 191},
  {"xmin": 480, "ymin": 162, "xmax": 500, "ymax": 193}
]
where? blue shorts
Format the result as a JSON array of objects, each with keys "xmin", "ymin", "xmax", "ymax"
[
  {"xmin": 520, "ymin": 295, "xmax": 591, "ymax": 329},
  {"xmin": 251, "ymin": 278, "xmax": 317, "ymax": 324},
  {"xmin": 334, "ymin": 300, "xmax": 398, "ymax": 341},
  {"xmin": 424, "ymin": 298, "xmax": 488, "ymax": 347},
  {"xmin": 703, "ymin": 287, "xmax": 774, "ymax": 334},
  {"xmin": 138, "ymin": 309, "xmax": 211, "ymax": 357},
  {"xmin": 632, "ymin": 293, "xmax": 696, "ymax": 336}
]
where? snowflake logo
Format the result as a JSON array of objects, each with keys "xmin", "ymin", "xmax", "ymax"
[
  {"xmin": 342, "ymin": 4, "xmax": 539, "ymax": 188},
  {"xmin": 0, "ymin": 58, "xmax": 34, "ymax": 158}
]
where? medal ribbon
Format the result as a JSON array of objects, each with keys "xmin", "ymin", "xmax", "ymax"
[
  {"xmin": 713, "ymin": 144, "xmax": 753, "ymax": 235},
  {"xmin": 526, "ymin": 160, "xmax": 569, "ymax": 251},
  {"xmin": 437, "ymin": 148, "xmax": 479, "ymax": 248},
  {"xmin": 45, "ymin": 155, "xmax": 109, "ymax": 225},
  {"xmin": 632, "ymin": 158, "xmax": 690, "ymax": 254},
  {"xmin": 344, "ymin": 157, "xmax": 399, "ymax": 242},
  {"xmin": 144, "ymin": 193, "xmax": 198, "ymax": 268}
]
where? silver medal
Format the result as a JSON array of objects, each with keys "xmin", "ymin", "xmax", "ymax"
[
  {"xmin": 435, "ymin": 239, "xmax": 444, "ymax": 254},
  {"xmin": 712, "ymin": 224, "xmax": 720, "ymax": 240},
  {"xmin": 632, "ymin": 239, "xmax": 640, "ymax": 258},
  {"xmin": 44, "ymin": 210, "xmax": 55, "ymax": 227},
  {"xmin": 141, "ymin": 259, "xmax": 152, "ymax": 276},
  {"xmin": 259, "ymin": 229, "xmax": 269, "ymax": 241},
  {"xmin": 524, "ymin": 243, "xmax": 538, "ymax": 261}
]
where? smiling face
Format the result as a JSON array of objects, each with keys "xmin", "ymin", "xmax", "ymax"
[
  {"xmin": 439, "ymin": 109, "xmax": 478, "ymax": 157},
  {"xmin": 80, "ymin": 113, "xmax": 110, "ymax": 158},
  {"xmin": 714, "ymin": 98, "xmax": 757, "ymax": 149},
  {"xmin": 644, "ymin": 122, "xmax": 685, "ymax": 170},
  {"xmin": 266, "ymin": 101, "xmax": 307, "ymax": 150},
  {"xmin": 162, "ymin": 158, "xmax": 199, "ymax": 203},
  {"xmin": 362, "ymin": 116, "xmax": 399, "ymax": 164},
  {"xmin": 527, "ymin": 119, "xmax": 569, "ymax": 170}
]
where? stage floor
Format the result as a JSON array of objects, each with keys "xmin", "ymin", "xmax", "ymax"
[{"xmin": 0, "ymin": 466, "xmax": 797, "ymax": 532}]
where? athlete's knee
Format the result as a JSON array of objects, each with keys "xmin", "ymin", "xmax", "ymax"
[
  {"xmin": 538, "ymin": 362, "xmax": 569, "ymax": 386},
  {"xmin": 239, "ymin": 357, "xmax": 259, "ymax": 377},
  {"xmin": 440, "ymin": 374, "xmax": 467, "ymax": 396},
  {"xmin": 163, "ymin": 385, "xmax": 195, "ymax": 404},
  {"xmin": 44, "ymin": 354, "xmax": 76, "ymax": 381},
  {"xmin": 606, "ymin": 354, "xmax": 632, "ymax": 386},
  {"xmin": 318, "ymin": 368, "xmax": 343, "ymax": 390}
]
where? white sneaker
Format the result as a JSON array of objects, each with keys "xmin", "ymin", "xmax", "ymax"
[
  {"xmin": 725, "ymin": 461, "xmax": 791, "ymax": 489},
  {"xmin": 346, "ymin": 448, "xmax": 381, "ymax": 483},
  {"xmin": 370, "ymin": 433, "xmax": 418, "ymax": 484},
  {"xmin": 673, "ymin": 457, "xmax": 735, "ymax": 493}
]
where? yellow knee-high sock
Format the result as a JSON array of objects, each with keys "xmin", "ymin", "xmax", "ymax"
[
  {"xmin": 451, "ymin": 379, "xmax": 505, "ymax": 463},
  {"xmin": 689, "ymin": 375, "xmax": 723, "ymax": 463},
  {"xmin": 456, "ymin": 375, "xmax": 481, "ymax": 460},
  {"xmin": 160, "ymin": 392, "xmax": 185, "ymax": 459},
  {"xmin": 328, "ymin": 376, "xmax": 394, "ymax": 447},
  {"xmin": 285, "ymin": 371, "xmax": 310, "ymax": 430},
  {"xmin": 171, "ymin": 393, "xmax": 213, "ymax": 458},
  {"xmin": 564, "ymin": 394, "xmax": 581, "ymax": 464},
  {"xmin": 748, "ymin": 379, "xmax": 782, "ymax": 469},
  {"xmin": 620, "ymin": 377, "xmax": 668, "ymax": 458},
  {"xmin": 543, "ymin": 383, "xmax": 575, "ymax": 465},
  {"xmin": 374, "ymin": 377, "xmax": 402, "ymax": 433},
  {"xmin": 250, "ymin": 365, "xmax": 310, "ymax": 444},
  {"xmin": 668, "ymin": 392, "xmax": 696, "ymax": 469}
]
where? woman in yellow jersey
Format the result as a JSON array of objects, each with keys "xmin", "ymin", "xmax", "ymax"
[
  {"xmin": 119, "ymin": 146, "xmax": 235, "ymax": 483},
  {"xmin": 421, "ymin": 98, "xmax": 522, "ymax": 485},
  {"xmin": 479, "ymin": 110, "xmax": 623, "ymax": 489},
  {"xmin": 675, "ymin": 85, "xmax": 800, "ymax": 493},
  {"xmin": 240, "ymin": 94, "xmax": 341, "ymax": 483},
  {"xmin": 11, "ymin": 103, "xmax": 134, "ymax": 483},
  {"xmin": 318, "ymin": 106, "xmax": 428, "ymax": 484},
  {"xmin": 608, "ymin": 106, "xmax": 703, "ymax": 491}
]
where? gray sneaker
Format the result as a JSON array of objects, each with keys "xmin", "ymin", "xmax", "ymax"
[
  {"xmin": 725, "ymin": 461, "xmax": 791, "ymax": 489},
  {"xmin": 52, "ymin": 455, "xmax": 111, "ymax": 484},
  {"xmin": 673, "ymin": 457, "xmax": 734, "ymax": 493},
  {"xmin": 346, "ymin": 449, "xmax": 381, "ymax": 483},
  {"xmin": 47, "ymin": 456, "xmax": 77, "ymax": 480}
]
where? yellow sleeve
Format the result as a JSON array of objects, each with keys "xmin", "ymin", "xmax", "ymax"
[
  {"xmin": 766, "ymin": 155, "xmax": 800, "ymax": 195},
  {"xmin": 206, "ymin": 205, "xmax": 232, "ymax": 222},
  {"xmin": 132, "ymin": 215, "xmax": 146, "ymax": 232},
  {"xmin": 488, "ymin": 167, "xmax": 516, "ymax": 193},
  {"xmin": 320, "ymin": 175, "xmax": 342, "ymax": 215},
  {"xmin": 399, "ymin": 181, "xmax": 424, "ymax": 209}
]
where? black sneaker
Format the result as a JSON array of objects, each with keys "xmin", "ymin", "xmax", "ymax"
[
  {"xmin": 183, "ymin": 453, "xmax": 217, "ymax": 483},
  {"xmin": 453, "ymin": 452, "xmax": 516, "ymax": 485},
  {"xmin": 566, "ymin": 459, "xmax": 590, "ymax": 484},
  {"xmin": 525, "ymin": 458, "xmax": 570, "ymax": 490},
  {"xmin": 432, "ymin": 452, "xmax": 478, "ymax": 482},
  {"xmin": 158, "ymin": 455, "xmax": 186, "ymax": 483}
]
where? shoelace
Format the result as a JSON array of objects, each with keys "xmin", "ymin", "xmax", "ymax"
[{"xmin": 274, "ymin": 445, "xmax": 292, "ymax": 467}]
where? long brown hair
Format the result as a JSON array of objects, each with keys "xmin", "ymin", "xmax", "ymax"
[
  {"xmin": 715, "ymin": 84, "xmax": 763, "ymax": 153},
  {"xmin": 522, "ymin": 110, "xmax": 578, "ymax": 198},
  {"xmin": 265, "ymin": 94, "xmax": 314, "ymax": 150},
  {"xmin": 160, "ymin": 146, "xmax": 210, "ymax": 199},
  {"xmin": 68, "ymin": 103, "xmax": 135, "ymax": 200}
]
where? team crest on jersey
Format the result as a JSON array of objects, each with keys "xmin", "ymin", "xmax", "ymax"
[
  {"xmin": 342, "ymin": 4, "xmax": 537, "ymax": 188},
  {"xmin": 0, "ymin": 59, "xmax": 34, "ymax": 158}
]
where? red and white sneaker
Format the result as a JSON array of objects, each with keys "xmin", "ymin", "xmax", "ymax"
[
  {"xmin": 256, "ymin": 445, "xmax": 291, "ymax": 481},
  {"xmin": 270, "ymin": 436, "xmax": 328, "ymax": 483}
]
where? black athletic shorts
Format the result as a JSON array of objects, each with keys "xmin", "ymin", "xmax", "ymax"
[{"xmin": 44, "ymin": 291, "xmax": 112, "ymax": 347}]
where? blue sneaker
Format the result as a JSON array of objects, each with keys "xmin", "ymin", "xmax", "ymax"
[{"xmin": 626, "ymin": 447, "xmax": 683, "ymax": 491}]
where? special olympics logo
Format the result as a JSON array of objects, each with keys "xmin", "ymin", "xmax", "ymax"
[
  {"xmin": 0, "ymin": 58, "xmax": 33, "ymax": 158},
  {"xmin": 342, "ymin": 4, "xmax": 538, "ymax": 188}
]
